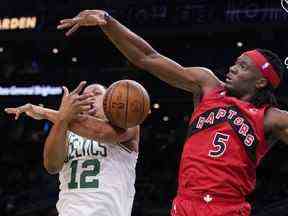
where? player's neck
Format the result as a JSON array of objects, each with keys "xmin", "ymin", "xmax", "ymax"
[
  {"xmin": 239, "ymin": 94, "xmax": 254, "ymax": 102},
  {"xmin": 226, "ymin": 89, "xmax": 255, "ymax": 102}
]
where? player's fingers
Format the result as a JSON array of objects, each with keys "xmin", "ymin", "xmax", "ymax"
[
  {"xmin": 5, "ymin": 107, "xmax": 24, "ymax": 120},
  {"xmin": 65, "ymin": 23, "xmax": 81, "ymax": 37},
  {"xmin": 59, "ymin": 18, "xmax": 77, "ymax": 24},
  {"xmin": 58, "ymin": 16, "xmax": 81, "ymax": 27},
  {"xmin": 62, "ymin": 86, "xmax": 69, "ymax": 96},
  {"xmin": 79, "ymin": 105, "xmax": 92, "ymax": 112},
  {"xmin": 74, "ymin": 96, "xmax": 93, "ymax": 105},
  {"xmin": 77, "ymin": 93, "xmax": 93, "ymax": 101},
  {"xmin": 71, "ymin": 81, "xmax": 87, "ymax": 95},
  {"xmin": 57, "ymin": 22, "xmax": 74, "ymax": 30},
  {"xmin": 15, "ymin": 111, "xmax": 20, "ymax": 120},
  {"xmin": 87, "ymin": 107, "xmax": 97, "ymax": 115},
  {"xmin": 77, "ymin": 99, "xmax": 94, "ymax": 106},
  {"xmin": 4, "ymin": 107, "xmax": 17, "ymax": 114}
]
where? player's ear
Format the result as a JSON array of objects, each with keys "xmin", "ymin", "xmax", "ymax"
[{"xmin": 255, "ymin": 77, "xmax": 268, "ymax": 89}]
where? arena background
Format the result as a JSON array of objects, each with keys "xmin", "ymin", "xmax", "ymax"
[{"xmin": 1, "ymin": 0, "xmax": 288, "ymax": 215}]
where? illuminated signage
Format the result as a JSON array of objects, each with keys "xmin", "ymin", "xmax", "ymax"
[
  {"xmin": 0, "ymin": 17, "xmax": 37, "ymax": 30},
  {"xmin": 0, "ymin": 85, "xmax": 62, "ymax": 97}
]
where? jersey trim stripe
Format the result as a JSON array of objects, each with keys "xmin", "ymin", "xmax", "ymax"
[
  {"xmin": 119, "ymin": 143, "xmax": 133, "ymax": 153},
  {"xmin": 186, "ymin": 106, "xmax": 258, "ymax": 163}
]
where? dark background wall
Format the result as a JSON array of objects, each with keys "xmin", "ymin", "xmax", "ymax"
[{"xmin": 1, "ymin": 0, "xmax": 288, "ymax": 215}]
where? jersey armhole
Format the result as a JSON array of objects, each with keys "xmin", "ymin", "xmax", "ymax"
[{"xmin": 194, "ymin": 84, "xmax": 225, "ymax": 108}]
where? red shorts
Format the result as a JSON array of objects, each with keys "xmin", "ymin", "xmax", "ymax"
[{"xmin": 170, "ymin": 191, "xmax": 251, "ymax": 216}]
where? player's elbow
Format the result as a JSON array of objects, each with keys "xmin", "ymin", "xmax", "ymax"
[{"xmin": 43, "ymin": 159, "xmax": 62, "ymax": 175}]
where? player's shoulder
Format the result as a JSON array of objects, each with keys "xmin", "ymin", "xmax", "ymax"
[
  {"xmin": 264, "ymin": 107, "xmax": 288, "ymax": 131},
  {"xmin": 265, "ymin": 107, "xmax": 287, "ymax": 118},
  {"xmin": 185, "ymin": 67, "xmax": 223, "ymax": 93},
  {"xmin": 185, "ymin": 67, "xmax": 214, "ymax": 73},
  {"xmin": 184, "ymin": 67, "xmax": 216, "ymax": 77},
  {"xmin": 186, "ymin": 66, "xmax": 222, "ymax": 82},
  {"xmin": 125, "ymin": 125, "xmax": 140, "ymax": 140},
  {"xmin": 118, "ymin": 126, "xmax": 140, "ymax": 152}
]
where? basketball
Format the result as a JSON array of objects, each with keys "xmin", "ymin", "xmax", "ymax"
[{"xmin": 103, "ymin": 80, "xmax": 150, "ymax": 129}]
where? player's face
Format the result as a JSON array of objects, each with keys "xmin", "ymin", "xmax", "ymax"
[
  {"xmin": 83, "ymin": 84, "xmax": 107, "ymax": 119},
  {"xmin": 225, "ymin": 55, "xmax": 263, "ymax": 97}
]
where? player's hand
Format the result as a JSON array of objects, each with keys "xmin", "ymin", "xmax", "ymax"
[
  {"xmin": 5, "ymin": 103, "xmax": 45, "ymax": 120},
  {"xmin": 57, "ymin": 10, "xmax": 108, "ymax": 37},
  {"xmin": 58, "ymin": 81, "xmax": 94, "ymax": 123}
]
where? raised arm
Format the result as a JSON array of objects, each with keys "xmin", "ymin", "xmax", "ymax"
[
  {"xmin": 101, "ymin": 16, "xmax": 221, "ymax": 93},
  {"xmin": 43, "ymin": 82, "xmax": 92, "ymax": 174},
  {"xmin": 57, "ymin": 10, "xmax": 221, "ymax": 93}
]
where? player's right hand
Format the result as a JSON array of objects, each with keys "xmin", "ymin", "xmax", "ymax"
[
  {"xmin": 58, "ymin": 81, "xmax": 94, "ymax": 123},
  {"xmin": 57, "ymin": 10, "xmax": 108, "ymax": 37},
  {"xmin": 4, "ymin": 103, "xmax": 44, "ymax": 120}
]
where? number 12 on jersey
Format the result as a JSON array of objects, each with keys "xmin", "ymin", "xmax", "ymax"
[
  {"xmin": 209, "ymin": 132, "xmax": 230, "ymax": 158},
  {"xmin": 68, "ymin": 159, "xmax": 100, "ymax": 189}
]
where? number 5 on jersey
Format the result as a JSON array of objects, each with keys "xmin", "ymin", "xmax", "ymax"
[{"xmin": 209, "ymin": 132, "xmax": 230, "ymax": 158}]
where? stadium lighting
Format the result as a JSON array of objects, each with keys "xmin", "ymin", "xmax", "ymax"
[
  {"xmin": 52, "ymin": 48, "xmax": 59, "ymax": 54},
  {"xmin": 153, "ymin": 103, "xmax": 160, "ymax": 109},
  {"xmin": 163, "ymin": 116, "xmax": 169, "ymax": 122},
  {"xmin": 237, "ymin": 41, "xmax": 243, "ymax": 47}
]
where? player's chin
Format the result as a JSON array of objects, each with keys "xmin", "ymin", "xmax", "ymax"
[
  {"xmin": 224, "ymin": 81, "xmax": 233, "ymax": 90},
  {"xmin": 225, "ymin": 82, "xmax": 239, "ymax": 95}
]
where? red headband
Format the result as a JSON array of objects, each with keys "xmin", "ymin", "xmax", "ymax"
[{"xmin": 243, "ymin": 50, "xmax": 280, "ymax": 88}]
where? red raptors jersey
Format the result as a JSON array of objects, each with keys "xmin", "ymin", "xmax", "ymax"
[{"xmin": 178, "ymin": 85, "xmax": 270, "ymax": 198}]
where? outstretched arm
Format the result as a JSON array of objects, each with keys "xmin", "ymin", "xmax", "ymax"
[
  {"xmin": 101, "ymin": 16, "xmax": 221, "ymax": 93},
  {"xmin": 5, "ymin": 104, "xmax": 137, "ymax": 147},
  {"xmin": 70, "ymin": 114, "xmax": 139, "ymax": 147},
  {"xmin": 57, "ymin": 10, "xmax": 221, "ymax": 94},
  {"xmin": 5, "ymin": 103, "xmax": 57, "ymax": 122}
]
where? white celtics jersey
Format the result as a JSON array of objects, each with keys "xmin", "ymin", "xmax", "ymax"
[{"xmin": 56, "ymin": 131, "xmax": 138, "ymax": 216}]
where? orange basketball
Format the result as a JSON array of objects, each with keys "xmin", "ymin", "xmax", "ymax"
[{"xmin": 103, "ymin": 80, "xmax": 150, "ymax": 129}]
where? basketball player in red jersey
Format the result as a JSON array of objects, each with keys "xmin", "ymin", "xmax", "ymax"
[{"xmin": 57, "ymin": 10, "xmax": 287, "ymax": 215}]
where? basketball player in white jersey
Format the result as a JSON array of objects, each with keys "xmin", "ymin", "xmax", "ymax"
[{"xmin": 5, "ymin": 81, "xmax": 140, "ymax": 216}]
